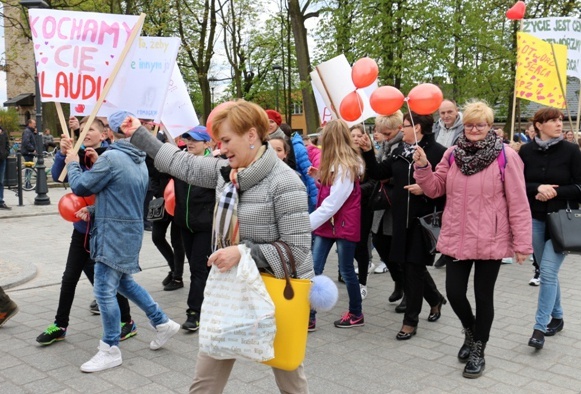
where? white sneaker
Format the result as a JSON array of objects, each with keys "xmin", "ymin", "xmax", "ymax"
[
  {"xmin": 150, "ymin": 319, "xmax": 180, "ymax": 350},
  {"xmin": 374, "ymin": 261, "xmax": 389, "ymax": 274},
  {"xmin": 81, "ymin": 340, "xmax": 122, "ymax": 373},
  {"xmin": 529, "ymin": 277, "xmax": 540, "ymax": 286},
  {"xmin": 360, "ymin": 284, "xmax": 368, "ymax": 300},
  {"xmin": 354, "ymin": 261, "xmax": 373, "ymax": 275}
]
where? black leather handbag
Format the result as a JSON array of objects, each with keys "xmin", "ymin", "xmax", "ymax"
[
  {"xmin": 547, "ymin": 201, "xmax": 581, "ymax": 254},
  {"xmin": 418, "ymin": 208, "xmax": 443, "ymax": 255},
  {"xmin": 146, "ymin": 197, "xmax": 166, "ymax": 222},
  {"xmin": 369, "ymin": 182, "xmax": 391, "ymax": 211}
]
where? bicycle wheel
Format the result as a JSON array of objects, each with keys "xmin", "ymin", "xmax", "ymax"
[{"xmin": 22, "ymin": 167, "xmax": 37, "ymax": 191}]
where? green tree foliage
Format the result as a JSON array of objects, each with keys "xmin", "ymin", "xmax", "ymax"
[{"xmin": 0, "ymin": 107, "xmax": 22, "ymax": 133}]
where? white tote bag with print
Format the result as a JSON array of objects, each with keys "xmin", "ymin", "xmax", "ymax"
[{"xmin": 199, "ymin": 244, "xmax": 276, "ymax": 362}]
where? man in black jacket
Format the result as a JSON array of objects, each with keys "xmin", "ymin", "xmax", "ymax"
[{"xmin": 21, "ymin": 119, "xmax": 37, "ymax": 162}]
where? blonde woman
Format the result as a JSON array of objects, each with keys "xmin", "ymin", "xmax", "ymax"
[
  {"xmin": 413, "ymin": 101, "xmax": 531, "ymax": 378},
  {"xmin": 308, "ymin": 119, "xmax": 364, "ymax": 330}
]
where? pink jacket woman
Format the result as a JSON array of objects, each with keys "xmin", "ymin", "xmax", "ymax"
[{"xmin": 414, "ymin": 146, "xmax": 532, "ymax": 260}]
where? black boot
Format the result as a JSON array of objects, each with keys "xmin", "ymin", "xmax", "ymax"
[
  {"xmin": 463, "ymin": 340, "xmax": 486, "ymax": 378},
  {"xmin": 395, "ymin": 295, "xmax": 407, "ymax": 313},
  {"xmin": 389, "ymin": 281, "xmax": 404, "ymax": 303},
  {"xmin": 458, "ymin": 327, "xmax": 474, "ymax": 362}
]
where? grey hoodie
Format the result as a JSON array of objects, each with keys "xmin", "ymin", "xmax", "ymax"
[{"xmin": 433, "ymin": 112, "xmax": 464, "ymax": 148}]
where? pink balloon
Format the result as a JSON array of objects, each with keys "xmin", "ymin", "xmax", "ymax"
[
  {"xmin": 340, "ymin": 91, "xmax": 364, "ymax": 122},
  {"xmin": 370, "ymin": 86, "xmax": 405, "ymax": 115},
  {"xmin": 407, "ymin": 84, "xmax": 443, "ymax": 115},
  {"xmin": 351, "ymin": 57, "xmax": 379, "ymax": 89}
]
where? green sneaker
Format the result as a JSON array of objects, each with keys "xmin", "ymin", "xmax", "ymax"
[
  {"xmin": 182, "ymin": 311, "xmax": 200, "ymax": 331},
  {"xmin": 120, "ymin": 320, "xmax": 137, "ymax": 341},
  {"xmin": 36, "ymin": 323, "xmax": 66, "ymax": 345}
]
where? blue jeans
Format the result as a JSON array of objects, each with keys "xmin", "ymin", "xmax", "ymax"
[
  {"xmin": 94, "ymin": 262, "xmax": 168, "ymax": 346},
  {"xmin": 311, "ymin": 236, "xmax": 361, "ymax": 318},
  {"xmin": 532, "ymin": 219, "xmax": 565, "ymax": 332}
]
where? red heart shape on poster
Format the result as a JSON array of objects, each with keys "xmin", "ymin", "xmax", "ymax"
[
  {"xmin": 74, "ymin": 104, "xmax": 85, "ymax": 113},
  {"xmin": 506, "ymin": 1, "xmax": 526, "ymax": 20}
]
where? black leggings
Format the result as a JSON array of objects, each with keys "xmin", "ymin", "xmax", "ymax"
[
  {"xmin": 372, "ymin": 232, "xmax": 403, "ymax": 284},
  {"xmin": 152, "ymin": 216, "xmax": 185, "ymax": 279},
  {"xmin": 354, "ymin": 208, "xmax": 373, "ymax": 286},
  {"xmin": 446, "ymin": 259, "xmax": 501, "ymax": 343}
]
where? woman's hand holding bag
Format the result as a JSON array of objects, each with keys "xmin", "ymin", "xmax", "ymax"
[{"xmin": 199, "ymin": 244, "xmax": 276, "ymax": 362}]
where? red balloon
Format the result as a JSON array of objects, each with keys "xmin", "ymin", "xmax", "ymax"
[
  {"xmin": 370, "ymin": 86, "xmax": 405, "ymax": 115},
  {"xmin": 206, "ymin": 101, "xmax": 235, "ymax": 139},
  {"xmin": 351, "ymin": 57, "xmax": 379, "ymax": 89},
  {"xmin": 407, "ymin": 83, "xmax": 444, "ymax": 115},
  {"xmin": 83, "ymin": 195, "xmax": 96, "ymax": 206},
  {"xmin": 164, "ymin": 179, "xmax": 176, "ymax": 216},
  {"xmin": 506, "ymin": 1, "xmax": 526, "ymax": 20},
  {"xmin": 339, "ymin": 91, "xmax": 364, "ymax": 122},
  {"xmin": 58, "ymin": 193, "xmax": 88, "ymax": 222}
]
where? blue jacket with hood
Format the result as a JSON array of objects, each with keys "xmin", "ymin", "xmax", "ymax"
[{"xmin": 66, "ymin": 140, "xmax": 148, "ymax": 274}]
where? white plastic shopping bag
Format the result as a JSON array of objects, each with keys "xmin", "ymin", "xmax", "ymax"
[{"xmin": 199, "ymin": 244, "xmax": 276, "ymax": 362}]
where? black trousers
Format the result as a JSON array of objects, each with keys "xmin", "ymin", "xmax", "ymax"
[
  {"xmin": 446, "ymin": 259, "xmax": 501, "ymax": 343},
  {"xmin": 354, "ymin": 208, "xmax": 374, "ymax": 286},
  {"xmin": 403, "ymin": 263, "xmax": 441, "ymax": 327},
  {"xmin": 55, "ymin": 229, "xmax": 131, "ymax": 327},
  {"xmin": 152, "ymin": 217, "xmax": 185, "ymax": 279},
  {"xmin": 372, "ymin": 232, "xmax": 403, "ymax": 284},
  {"xmin": 181, "ymin": 229, "xmax": 213, "ymax": 314}
]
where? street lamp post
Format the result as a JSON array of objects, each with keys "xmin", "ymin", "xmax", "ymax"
[
  {"xmin": 272, "ymin": 65, "xmax": 282, "ymax": 112},
  {"xmin": 20, "ymin": 0, "xmax": 50, "ymax": 206}
]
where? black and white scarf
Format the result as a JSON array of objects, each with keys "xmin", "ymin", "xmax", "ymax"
[{"xmin": 454, "ymin": 130, "xmax": 503, "ymax": 176}]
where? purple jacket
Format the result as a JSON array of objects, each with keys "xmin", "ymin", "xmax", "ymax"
[{"xmin": 313, "ymin": 181, "xmax": 361, "ymax": 242}]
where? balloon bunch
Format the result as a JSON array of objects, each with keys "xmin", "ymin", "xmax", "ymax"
[
  {"xmin": 339, "ymin": 57, "xmax": 444, "ymax": 120},
  {"xmin": 58, "ymin": 193, "xmax": 96, "ymax": 222},
  {"xmin": 339, "ymin": 57, "xmax": 379, "ymax": 121}
]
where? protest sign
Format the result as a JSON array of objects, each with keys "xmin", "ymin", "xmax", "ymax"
[
  {"xmin": 29, "ymin": 9, "xmax": 142, "ymax": 105},
  {"xmin": 311, "ymin": 54, "xmax": 378, "ymax": 127},
  {"xmin": 160, "ymin": 65, "xmax": 200, "ymax": 138},
  {"xmin": 515, "ymin": 32, "xmax": 567, "ymax": 109},
  {"xmin": 522, "ymin": 17, "xmax": 581, "ymax": 80},
  {"xmin": 71, "ymin": 36, "xmax": 180, "ymax": 122}
]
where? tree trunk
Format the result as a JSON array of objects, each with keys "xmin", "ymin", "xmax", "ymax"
[{"xmin": 288, "ymin": 0, "xmax": 319, "ymax": 133}]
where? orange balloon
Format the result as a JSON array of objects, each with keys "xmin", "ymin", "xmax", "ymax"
[
  {"xmin": 407, "ymin": 83, "xmax": 443, "ymax": 115},
  {"xmin": 58, "ymin": 193, "xmax": 87, "ymax": 222},
  {"xmin": 206, "ymin": 101, "xmax": 235, "ymax": 139},
  {"xmin": 370, "ymin": 86, "xmax": 405, "ymax": 115},
  {"xmin": 340, "ymin": 91, "xmax": 364, "ymax": 122},
  {"xmin": 352, "ymin": 57, "xmax": 379, "ymax": 89},
  {"xmin": 164, "ymin": 179, "xmax": 176, "ymax": 216}
]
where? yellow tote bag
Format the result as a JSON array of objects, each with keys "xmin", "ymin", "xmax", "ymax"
[{"xmin": 261, "ymin": 242, "xmax": 312, "ymax": 371}]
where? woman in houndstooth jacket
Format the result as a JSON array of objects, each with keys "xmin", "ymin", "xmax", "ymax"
[{"xmin": 123, "ymin": 100, "xmax": 313, "ymax": 394}]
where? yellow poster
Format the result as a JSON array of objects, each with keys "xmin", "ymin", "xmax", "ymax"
[{"xmin": 515, "ymin": 32, "xmax": 568, "ymax": 109}]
